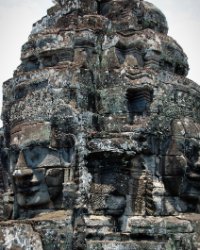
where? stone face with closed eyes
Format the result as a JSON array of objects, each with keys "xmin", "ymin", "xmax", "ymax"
[{"xmin": 1, "ymin": 0, "xmax": 200, "ymax": 249}]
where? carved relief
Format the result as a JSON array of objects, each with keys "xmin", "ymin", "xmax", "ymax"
[{"xmin": 1, "ymin": 0, "xmax": 200, "ymax": 249}]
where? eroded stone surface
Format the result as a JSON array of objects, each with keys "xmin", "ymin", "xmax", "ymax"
[
  {"xmin": 0, "ymin": 223, "xmax": 43, "ymax": 250},
  {"xmin": 0, "ymin": 0, "xmax": 200, "ymax": 249}
]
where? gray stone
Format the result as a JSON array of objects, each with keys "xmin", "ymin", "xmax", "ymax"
[{"xmin": 0, "ymin": 0, "xmax": 200, "ymax": 249}]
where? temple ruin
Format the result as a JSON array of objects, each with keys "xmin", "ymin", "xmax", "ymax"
[{"xmin": 0, "ymin": 0, "xmax": 200, "ymax": 249}]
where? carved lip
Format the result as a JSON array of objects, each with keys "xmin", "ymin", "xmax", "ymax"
[
  {"xmin": 180, "ymin": 191, "xmax": 199, "ymax": 201},
  {"xmin": 186, "ymin": 171, "xmax": 200, "ymax": 183}
]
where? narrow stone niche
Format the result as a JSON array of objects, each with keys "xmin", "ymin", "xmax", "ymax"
[{"xmin": 126, "ymin": 88, "xmax": 153, "ymax": 124}]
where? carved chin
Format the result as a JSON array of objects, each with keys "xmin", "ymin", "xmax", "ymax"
[{"xmin": 16, "ymin": 190, "xmax": 50, "ymax": 207}]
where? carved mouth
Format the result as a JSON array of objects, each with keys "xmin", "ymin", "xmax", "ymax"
[
  {"xmin": 17, "ymin": 185, "xmax": 41, "ymax": 194},
  {"xmin": 16, "ymin": 179, "xmax": 41, "ymax": 189},
  {"xmin": 186, "ymin": 171, "xmax": 200, "ymax": 185},
  {"xmin": 180, "ymin": 191, "xmax": 199, "ymax": 201},
  {"xmin": 180, "ymin": 182, "xmax": 200, "ymax": 201}
]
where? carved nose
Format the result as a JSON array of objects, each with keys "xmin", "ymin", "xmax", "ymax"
[
  {"xmin": 16, "ymin": 151, "xmax": 27, "ymax": 169},
  {"xmin": 13, "ymin": 168, "xmax": 33, "ymax": 178}
]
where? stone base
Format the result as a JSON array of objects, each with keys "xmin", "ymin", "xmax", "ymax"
[
  {"xmin": 0, "ymin": 211, "xmax": 200, "ymax": 249},
  {"xmin": 0, "ymin": 210, "xmax": 73, "ymax": 250}
]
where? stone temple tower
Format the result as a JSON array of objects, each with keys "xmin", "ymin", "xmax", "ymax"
[{"xmin": 1, "ymin": 0, "xmax": 200, "ymax": 249}]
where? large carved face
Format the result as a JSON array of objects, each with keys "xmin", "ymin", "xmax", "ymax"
[
  {"xmin": 163, "ymin": 118, "xmax": 200, "ymax": 207},
  {"xmin": 2, "ymin": 0, "xmax": 196, "ymax": 220},
  {"xmin": 86, "ymin": 126, "xmax": 156, "ymax": 216},
  {"xmin": 10, "ymin": 121, "xmax": 75, "ymax": 213}
]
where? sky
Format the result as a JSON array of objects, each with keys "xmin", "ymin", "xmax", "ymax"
[{"xmin": 0, "ymin": 0, "xmax": 199, "ymax": 126}]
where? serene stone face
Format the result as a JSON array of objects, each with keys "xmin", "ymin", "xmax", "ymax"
[
  {"xmin": 13, "ymin": 147, "xmax": 64, "ymax": 207},
  {"xmin": 2, "ymin": 0, "xmax": 200, "ymax": 249},
  {"xmin": 164, "ymin": 118, "xmax": 200, "ymax": 203},
  {"xmin": 10, "ymin": 122, "xmax": 75, "ymax": 211},
  {"xmin": 1, "ymin": 0, "xmax": 200, "ymax": 224}
]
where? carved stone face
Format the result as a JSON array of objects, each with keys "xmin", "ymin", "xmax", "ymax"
[
  {"xmin": 10, "ymin": 121, "xmax": 75, "ymax": 211},
  {"xmin": 1, "ymin": 0, "xmax": 196, "ymax": 221},
  {"xmin": 87, "ymin": 145, "xmax": 152, "ymax": 216},
  {"xmin": 13, "ymin": 147, "xmax": 67, "ymax": 208},
  {"xmin": 163, "ymin": 118, "xmax": 200, "ymax": 204}
]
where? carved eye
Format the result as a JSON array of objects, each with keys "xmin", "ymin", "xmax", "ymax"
[
  {"xmin": 23, "ymin": 147, "xmax": 47, "ymax": 168},
  {"xmin": 23, "ymin": 147, "xmax": 60, "ymax": 168}
]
